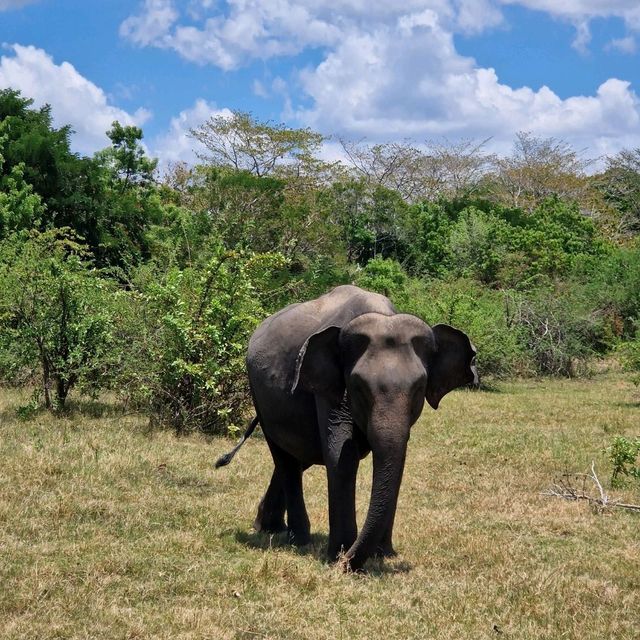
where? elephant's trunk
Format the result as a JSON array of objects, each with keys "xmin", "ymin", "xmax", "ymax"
[{"xmin": 343, "ymin": 417, "xmax": 409, "ymax": 571}]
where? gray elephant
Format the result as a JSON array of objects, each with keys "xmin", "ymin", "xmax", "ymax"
[{"xmin": 217, "ymin": 285, "xmax": 477, "ymax": 571}]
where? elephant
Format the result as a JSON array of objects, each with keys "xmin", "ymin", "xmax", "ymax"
[{"xmin": 216, "ymin": 285, "xmax": 477, "ymax": 571}]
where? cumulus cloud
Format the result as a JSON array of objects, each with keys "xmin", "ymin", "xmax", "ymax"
[
  {"xmin": 0, "ymin": 45, "xmax": 151, "ymax": 155},
  {"xmin": 120, "ymin": 0, "xmax": 179, "ymax": 47},
  {"xmin": 295, "ymin": 9, "xmax": 640, "ymax": 156},
  {"xmin": 120, "ymin": 0, "xmax": 640, "ymax": 66},
  {"xmin": 121, "ymin": 0, "xmax": 343, "ymax": 69},
  {"xmin": 499, "ymin": 0, "xmax": 640, "ymax": 53},
  {"xmin": 119, "ymin": 0, "xmax": 640, "ymax": 158},
  {"xmin": 150, "ymin": 98, "xmax": 233, "ymax": 169}
]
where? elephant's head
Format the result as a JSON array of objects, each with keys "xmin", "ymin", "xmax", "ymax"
[{"xmin": 292, "ymin": 312, "xmax": 477, "ymax": 570}]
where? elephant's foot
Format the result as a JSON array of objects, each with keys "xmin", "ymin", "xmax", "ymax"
[
  {"xmin": 327, "ymin": 534, "xmax": 357, "ymax": 562},
  {"xmin": 287, "ymin": 527, "xmax": 311, "ymax": 546},
  {"xmin": 253, "ymin": 517, "xmax": 287, "ymax": 534},
  {"xmin": 373, "ymin": 543, "xmax": 397, "ymax": 558},
  {"xmin": 253, "ymin": 504, "xmax": 287, "ymax": 534}
]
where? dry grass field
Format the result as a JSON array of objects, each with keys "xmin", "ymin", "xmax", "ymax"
[{"xmin": 1, "ymin": 373, "xmax": 639, "ymax": 639}]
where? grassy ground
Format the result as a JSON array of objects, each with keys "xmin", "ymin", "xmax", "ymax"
[{"xmin": 1, "ymin": 374, "xmax": 639, "ymax": 640}]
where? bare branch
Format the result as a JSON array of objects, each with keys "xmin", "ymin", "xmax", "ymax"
[{"xmin": 542, "ymin": 462, "xmax": 640, "ymax": 512}]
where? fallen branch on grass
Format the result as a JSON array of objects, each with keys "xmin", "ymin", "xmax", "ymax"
[{"xmin": 542, "ymin": 461, "xmax": 640, "ymax": 512}]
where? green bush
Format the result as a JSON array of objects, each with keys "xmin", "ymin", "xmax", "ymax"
[
  {"xmin": 446, "ymin": 207, "xmax": 510, "ymax": 284},
  {"xmin": 354, "ymin": 257, "xmax": 409, "ymax": 306},
  {"xmin": 506, "ymin": 286, "xmax": 597, "ymax": 376},
  {"xmin": 607, "ymin": 436, "xmax": 640, "ymax": 488},
  {"xmin": 618, "ymin": 338, "xmax": 640, "ymax": 386},
  {"xmin": 0, "ymin": 229, "xmax": 118, "ymax": 409},
  {"xmin": 354, "ymin": 265, "xmax": 525, "ymax": 379},
  {"xmin": 404, "ymin": 278, "xmax": 526, "ymax": 378},
  {"xmin": 121, "ymin": 246, "xmax": 286, "ymax": 435}
]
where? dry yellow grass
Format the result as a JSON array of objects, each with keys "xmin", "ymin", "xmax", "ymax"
[{"xmin": 1, "ymin": 374, "xmax": 639, "ymax": 639}]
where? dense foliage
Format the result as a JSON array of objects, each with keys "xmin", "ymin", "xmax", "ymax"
[{"xmin": 1, "ymin": 88, "xmax": 639, "ymax": 433}]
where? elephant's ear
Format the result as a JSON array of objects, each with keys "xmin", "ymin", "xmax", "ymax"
[
  {"xmin": 426, "ymin": 324, "xmax": 478, "ymax": 410},
  {"xmin": 291, "ymin": 326, "xmax": 344, "ymax": 404}
]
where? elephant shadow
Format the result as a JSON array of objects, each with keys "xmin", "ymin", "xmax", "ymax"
[
  {"xmin": 234, "ymin": 529, "xmax": 330, "ymax": 563},
  {"xmin": 233, "ymin": 529, "xmax": 413, "ymax": 575}
]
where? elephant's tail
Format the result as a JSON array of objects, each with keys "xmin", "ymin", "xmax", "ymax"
[{"xmin": 214, "ymin": 415, "xmax": 260, "ymax": 469}]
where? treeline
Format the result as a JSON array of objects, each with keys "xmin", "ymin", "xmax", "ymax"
[{"xmin": 1, "ymin": 88, "xmax": 639, "ymax": 433}]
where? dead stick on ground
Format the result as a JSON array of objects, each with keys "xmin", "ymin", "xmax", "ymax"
[{"xmin": 542, "ymin": 461, "xmax": 640, "ymax": 512}]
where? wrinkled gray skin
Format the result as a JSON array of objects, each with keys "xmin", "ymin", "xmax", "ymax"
[{"xmin": 246, "ymin": 285, "xmax": 477, "ymax": 571}]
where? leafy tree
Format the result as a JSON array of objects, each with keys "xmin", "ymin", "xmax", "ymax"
[
  {"xmin": 501, "ymin": 197, "xmax": 606, "ymax": 285},
  {"xmin": 92, "ymin": 122, "xmax": 162, "ymax": 267},
  {"xmin": 403, "ymin": 201, "xmax": 455, "ymax": 277},
  {"xmin": 491, "ymin": 132, "xmax": 593, "ymax": 210},
  {"xmin": 0, "ymin": 158, "xmax": 43, "ymax": 238},
  {"xmin": 597, "ymin": 147, "xmax": 640, "ymax": 237},
  {"xmin": 0, "ymin": 89, "xmax": 74, "ymax": 202},
  {"xmin": 1, "ymin": 90, "xmax": 164, "ymax": 268},
  {"xmin": 190, "ymin": 110, "xmax": 324, "ymax": 178},
  {"xmin": 97, "ymin": 121, "xmax": 156, "ymax": 188},
  {"xmin": 327, "ymin": 179, "xmax": 409, "ymax": 265},
  {"xmin": 355, "ymin": 256, "xmax": 409, "ymax": 305},
  {"xmin": 0, "ymin": 229, "xmax": 117, "ymax": 409},
  {"xmin": 446, "ymin": 207, "xmax": 509, "ymax": 284}
]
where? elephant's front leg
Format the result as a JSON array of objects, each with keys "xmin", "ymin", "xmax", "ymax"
[
  {"xmin": 375, "ymin": 516, "xmax": 398, "ymax": 558},
  {"xmin": 317, "ymin": 398, "xmax": 360, "ymax": 561}
]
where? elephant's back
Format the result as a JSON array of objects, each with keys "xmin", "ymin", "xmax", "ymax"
[{"xmin": 247, "ymin": 285, "xmax": 395, "ymax": 391}]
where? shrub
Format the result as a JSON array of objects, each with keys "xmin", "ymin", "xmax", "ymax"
[
  {"xmin": 0, "ymin": 229, "xmax": 118, "ymax": 409},
  {"xmin": 607, "ymin": 436, "xmax": 640, "ymax": 488},
  {"xmin": 404, "ymin": 278, "xmax": 526, "ymax": 378},
  {"xmin": 618, "ymin": 338, "xmax": 640, "ymax": 386},
  {"xmin": 122, "ymin": 246, "xmax": 286, "ymax": 435},
  {"xmin": 506, "ymin": 286, "xmax": 597, "ymax": 377},
  {"xmin": 354, "ymin": 257, "xmax": 409, "ymax": 306},
  {"xmin": 446, "ymin": 207, "xmax": 509, "ymax": 284}
]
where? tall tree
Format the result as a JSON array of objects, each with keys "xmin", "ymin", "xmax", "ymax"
[
  {"xmin": 597, "ymin": 147, "xmax": 640, "ymax": 237},
  {"xmin": 491, "ymin": 132, "xmax": 593, "ymax": 210},
  {"xmin": 190, "ymin": 110, "xmax": 324, "ymax": 178}
]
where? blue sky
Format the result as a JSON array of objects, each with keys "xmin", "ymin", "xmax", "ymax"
[{"xmin": 1, "ymin": 0, "xmax": 640, "ymax": 166}]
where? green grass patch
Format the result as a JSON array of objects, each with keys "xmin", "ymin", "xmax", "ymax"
[{"xmin": 1, "ymin": 375, "xmax": 639, "ymax": 639}]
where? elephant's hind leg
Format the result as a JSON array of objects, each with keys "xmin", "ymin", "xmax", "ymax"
[
  {"xmin": 254, "ymin": 468, "xmax": 287, "ymax": 533},
  {"xmin": 267, "ymin": 438, "xmax": 311, "ymax": 546}
]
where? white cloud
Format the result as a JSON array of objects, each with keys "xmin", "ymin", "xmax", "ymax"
[
  {"xmin": 120, "ymin": 0, "xmax": 179, "ymax": 47},
  {"xmin": 499, "ymin": 0, "xmax": 640, "ymax": 52},
  {"xmin": 500, "ymin": 1, "xmax": 640, "ymax": 30},
  {"xmin": 120, "ymin": 0, "xmax": 640, "ymax": 66},
  {"xmin": 252, "ymin": 79, "xmax": 269, "ymax": 99},
  {"xmin": 120, "ymin": 1, "xmax": 640, "ymax": 160},
  {"xmin": 150, "ymin": 98, "xmax": 233, "ymax": 169},
  {"xmin": 0, "ymin": 45, "xmax": 151, "ymax": 155},
  {"xmin": 606, "ymin": 35, "xmax": 637, "ymax": 54},
  {"xmin": 295, "ymin": 14, "xmax": 640, "ymax": 158},
  {"xmin": 571, "ymin": 20, "xmax": 591, "ymax": 54}
]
